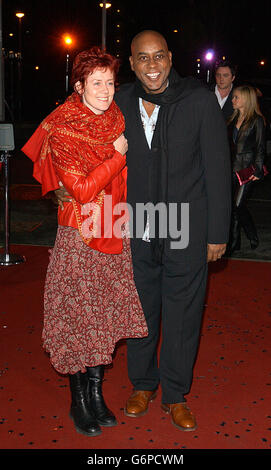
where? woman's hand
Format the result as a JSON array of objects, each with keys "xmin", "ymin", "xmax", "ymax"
[
  {"xmin": 249, "ymin": 175, "xmax": 260, "ymax": 181},
  {"xmin": 113, "ymin": 134, "xmax": 128, "ymax": 156}
]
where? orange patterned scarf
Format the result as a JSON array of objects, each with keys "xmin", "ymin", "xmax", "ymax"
[
  {"xmin": 22, "ymin": 92, "xmax": 125, "ymax": 245},
  {"xmin": 41, "ymin": 92, "xmax": 125, "ymax": 174}
]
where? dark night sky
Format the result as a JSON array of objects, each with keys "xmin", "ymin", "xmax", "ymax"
[{"xmin": 3, "ymin": 0, "xmax": 271, "ymax": 121}]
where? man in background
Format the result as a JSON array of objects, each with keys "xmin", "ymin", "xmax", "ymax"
[{"xmin": 213, "ymin": 60, "xmax": 237, "ymax": 121}]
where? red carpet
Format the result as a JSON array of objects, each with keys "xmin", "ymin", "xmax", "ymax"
[{"xmin": 1, "ymin": 245, "xmax": 271, "ymax": 452}]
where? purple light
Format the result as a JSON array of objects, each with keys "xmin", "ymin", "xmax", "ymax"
[{"xmin": 205, "ymin": 50, "xmax": 214, "ymax": 61}]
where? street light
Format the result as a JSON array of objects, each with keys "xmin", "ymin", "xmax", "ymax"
[
  {"xmin": 99, "ymin": 2, "xmax": 111, "ymax": 50},
  {"xmin": 0, "ymin": 0, "xmax": 5, "ymax": 121},
  {"xmin": 15, "ymin": 12, "xmax": 24, "ymax": 120},
  {"xmin": 64, "ymin": 35, "xmax": 72, "ymax": 46},
  {"xmin": 63, "ymin": 34, "xmax": 73, "ymax": 95},
  {"xmin": 205, "ymin": 50, "xmax": 214, "ymax": 61},
  {"xmin": 15, "ymin": 12, "xmax": 24, "ymax": 53},
  {"xmin": 204, "ymin": 49, "xmax": 215, "ymax": 83}
]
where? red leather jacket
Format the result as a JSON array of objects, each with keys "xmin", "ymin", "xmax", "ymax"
[
  {"xmin": 21, "ymin": 95, "xmax": 127, "ymax": 254},
  {"xmin": 55, "ymin": 150, "xmax": 128, "ymax": 254}
]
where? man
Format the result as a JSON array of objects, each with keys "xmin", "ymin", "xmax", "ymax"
[
  {"xmin": 212, "ymin": 60, "xmax": 236, "ymax": 121},
  {"xmin": 55, "ymin": 31, "xmax": 231, "ymax": 431},
  {"xmin": 114, "ymin": 31, "xmax": 231, "ymax": 431}
]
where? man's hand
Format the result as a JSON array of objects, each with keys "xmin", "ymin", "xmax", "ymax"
[
  {"xmin": 207, "ymin": 243, "xmax": 226, "ymax": 262},
  {"xmin": 54, "ymin": 182, "xmax": 72, "ymax": 210}
]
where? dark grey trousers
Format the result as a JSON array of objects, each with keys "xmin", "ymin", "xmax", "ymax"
[{"xmin": 127, "ymin": 240, "xmax": 208, "ymax": 404}]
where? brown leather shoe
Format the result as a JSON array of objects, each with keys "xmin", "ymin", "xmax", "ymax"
[
  {"xmin": 125, "ymin": 390, "xmax": 157, "ymax": 417},
  {"xmin": 161, "ymin": 403, "xmax": 197, "ymax": 431}
]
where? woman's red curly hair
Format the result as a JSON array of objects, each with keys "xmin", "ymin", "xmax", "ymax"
[{"xmin": 71, "ymin": 46, "xmax": 120, "ymax": 90}]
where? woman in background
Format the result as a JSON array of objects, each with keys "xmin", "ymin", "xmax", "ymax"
[
  {"xmin": 227, "ymin": 85, "xmax": 266, "ymax": 254},
  {"xmin": 22, "ymin": 47, "xmax": 147, "ymax": 437}
]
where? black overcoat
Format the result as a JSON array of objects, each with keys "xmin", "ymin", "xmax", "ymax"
[
  {"xmin": 228, "ymin": 113, "xmax": 266, "ymax": 178},
  {"xmin": 115, "ymin": 79, "xmax": 232, "ymax": 265}
]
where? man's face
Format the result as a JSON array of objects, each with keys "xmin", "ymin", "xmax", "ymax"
[
  {"xmin": 129, "ymin": 33, "xmax": 172, "ymax": 94},
  {"xmin": 215, "ymin": 66, "xmax": 235, "ymax": 91}
]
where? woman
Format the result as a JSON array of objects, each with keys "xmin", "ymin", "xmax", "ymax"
[
  {"xmin": 227, "ymin": 85, "xmax": 266, "ymax": 254},
  {"xmin": 22, "ymin": 47, "xmax": 148, "ymax": 437}
]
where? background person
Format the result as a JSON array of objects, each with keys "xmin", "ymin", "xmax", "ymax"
[
  {"xmin": 226, "ymin": 85, "xmax": 266, "ymax": 254},
  {"xmin": 22, "ymin": 47, "xmax": 148, "ymax": 437},
  {"xmin": 212, "ymin": 60, "xmax": 237, "ymax": 121}
]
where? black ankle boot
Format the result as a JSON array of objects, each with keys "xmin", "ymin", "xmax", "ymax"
[
  {"xmin": 226, "ymin": 212, "xmax": 241, "ymax": 256},
  {"xmin": 69, "ymin": 372, "xmax": 101, "ymax": 436},
  {"xmin": 86, "ymin": 366, "xmax": 117, "ymax": 427},
  {"xmin": 226, "ymin": 237, "xmax": 241, "ymax": 255},
  {"xmin": 250, "ymin": 238, "xmax": 259, "ymax": 250}
]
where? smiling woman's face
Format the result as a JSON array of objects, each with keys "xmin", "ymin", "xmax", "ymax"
[{"xmin": 75, "ymin": 68, "xmax": 115, "ymax": 114}]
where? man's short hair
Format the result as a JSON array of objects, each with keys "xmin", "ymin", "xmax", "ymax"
[{"xmin": 215, "ymin": 60, "xmax": 237, "ymax": 77}]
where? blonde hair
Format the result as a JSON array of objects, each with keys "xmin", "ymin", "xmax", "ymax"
[{"xmin": 228, "ymin": 85, "xmax": 265, "ymax": 130}]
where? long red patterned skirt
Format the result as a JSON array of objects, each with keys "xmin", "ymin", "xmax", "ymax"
[{"xmin": 43, "ymin": 226, "xmax": 148, "ymax": 375}]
